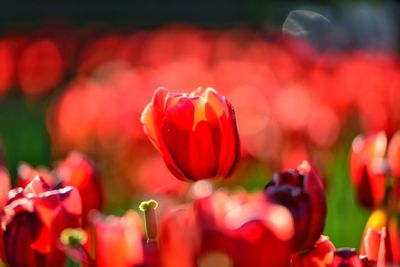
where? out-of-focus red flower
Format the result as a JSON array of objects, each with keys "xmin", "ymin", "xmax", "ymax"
[
  {"xmin": 54, "ymin": 151, "xmax": 103, "ymax": 226},
  {"xmin": 16, "ymin": 162, "xmax": 54, "ymax": 188},
  {"xmin": 18, "ymin": 38, "xmax": 64, "ymax": 96},
  {"xmin": 291, "ymin": 235, "xmax": 336, "ymax": 267},
  {"xmin": 0, "ymin": 168, "xmax": 11, "ymax": 210},
  {"xmin": 160, "ymin": 204, "xmax": 201, "ymax": 267},
  {"xmin": 264, "ymin": 161, "xmax": 327, "ymax": 252},
  {"xmin": 332, "ymin": 249, "xmax": 363, "ymax": 267},
  {"xmin": 0, "ymin": 38, "xmax": 17, "ymax": 96},
  {"xmin": 0, "ymin": 177, "xmax": 82, "ymax": 267},
  {"xmin": 388, "ymin": 130, "xmax": 400, "ymax": 178},
  {"xmin": 362, "ymin": 227, "xmax": 386, "ymax": 267},
  {"xmin": 160, "ymin": 190, "xmax": 294, "ymax": 267},
  {"xmin": 360, "ymin": 209, "xmax": 400, "ymax": 265},
  {"xmin": 141, "ymin": 87, "xmax": 239, "ymax": 181},
  {"xmin": 197, "ymin": 191, "xmax": 294, "ymax": 267},
  {"xmin": 89, "ymin": 210, "xmax": 145, "ymax": 267},
  {"xmin": 350, "ymin": 132, "xmax": 388, "ymax": 209}
]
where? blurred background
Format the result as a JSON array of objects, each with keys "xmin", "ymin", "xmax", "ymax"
[{"xmin": 1, "ymin": 0, "xmax": 399, "ymax": 249}]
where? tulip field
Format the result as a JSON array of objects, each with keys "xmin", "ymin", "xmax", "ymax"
[{"xmin": 0, "ymin": 24, "xmax": 399, "ymax": 267}]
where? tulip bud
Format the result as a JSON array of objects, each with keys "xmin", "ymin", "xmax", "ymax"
[
  {"xmin": 141, "ymin": 87, "xmax": 240, "ymax": 181},
  {"xmin": 0, "ymin": 177, "xmax": 82, "ymax": 267},
  {"xmin": 350, "ymin": 132, "xmax": 388, "ymax": 209},
  {"xmin": 264, "ymin": 161, "xmax": 327, "ymax": 252}
]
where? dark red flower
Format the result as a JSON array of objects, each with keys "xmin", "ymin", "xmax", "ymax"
[
  {"xmin": 332, "ymin": 248, "xmax": 363, "ymax": 267},
  {"xmin": 264, "ymin": 161, "xmax": 327, "ymax": 252},
  {"xmin": 0, "ymin": 177, "xmax": 82, "ymax": 267},
  {"xmin": 349, "ymin": 132, "xmax": 387, "ymax": 209},
  {"xmin": 141, "ymin": 87, "xmax": 239, "ymax": 181},
  {"xmin": 291, "ymin": 235, "xmax": 336, "ymax": 267}
]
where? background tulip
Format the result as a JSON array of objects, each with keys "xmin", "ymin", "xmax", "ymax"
[
  {"xmin": 89, "ymin": 210, "xmax": 145, "ymax": 267},
  {"xmin": 349, "ymin": 132, "xmax": 387, "ymax": 209},
  {"xmin": 141, "ymin": 87, "xmax": 239, "ymax": 181}
]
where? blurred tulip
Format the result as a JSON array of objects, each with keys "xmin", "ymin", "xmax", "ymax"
[
  {"xmin": 89, "ymin": 210, "xmax": 145, "ymax": 267},
  {"xmin": 264, "ymin": 161, "xmax": 327, "ymax": 252},
  {"xmin": 194, "ymin": 191, "xmax": 294, "ymax": 267},
  {"xmin": 0, "ymin": 168, "xmax": 11, "ymax": 210},
  {"xmin": 332, "ymin": 249, "xmax": 363, "ymax": 267},
  {"xmin": 350, "ymin": 132, "xmax": 388, "ymax": 209},
  {"xmin": 18, "ymin": 38, "xmax": 64, "ymax": 96},
  {"xmin": 160, "ymin": 204, "xmax": 201, "ymax": 267},
  {"xmin": 360, "ymin": 209, "xmax": 400, "ymax": 265},
  {"xmin": 16, "ymin": 162, "xmax": 54, "ymax": 188},
  {"xmin": 141, "ymin": 87, "xmax": 239, "ymax": 181},
  {"xmin": 0, "ymin": 177, "xmax": 81, "ymax": 267},
  {"xmin": 54, "ymin": 151, "xmax": 103, "ymax": 226},
  {"xmin": 362, "ymin": 227, "xmax": 386, "ymax": 267},
  {"xmin": 388, "ymin": 130, "xmax": 400, "ymax": 178},
  {"xmin": 291, "ymin": 235, "xmax": 336, "ymax": 267},
  {"xmin": 0, "ymin": 38, "xmax": 16, "ymax": 96}
]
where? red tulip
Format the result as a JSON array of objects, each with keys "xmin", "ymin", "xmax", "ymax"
[
  {"xmin": 264, "ymin": 160, "xmax": 327, "ymax": 252},
  {"xmin": 89, "ymin": 210, "xmax": 145, "ymax": 267},
  {"xmin": 0, "ymin": 168, "xmax": 11, "ymax": 210},
  {"xmin": 18, "ymin": 38, "xmax": 64, "ymax": 96},
  {"xmin": 291, "ymin": 235, "xmax": 336, "ymax": 267},
  {"xmin": 195, "ymin": 192, "xmax": 294, "ymax": 267},
  {"xmin": 350, "ymin": 132, "xmax": 388, "ymax": 209},
  {"xmin": 16, "ymin": 162, "xmax": 54, "ymax": 188},
  {"xmin": 388, "ymin": 130, "xmax": 400, "ymax": 178},
  {"xmin": 332, "ymin": 249, "xmax": 363, "ymax": 267},
  {"xmin": 360, "ymin": 210, "xmax": 400, "ymax": 265},
  {"xmin": 362, "ymin": 227, "xmax": 386, "ymax": 267},
  {"xmin": 0, "ymin": 176, "xmax": 82, "ymax": 267},
  {"xmin": 54, "ymin": 151, "xmax": 103, "ymax": 226},
  {"xmin": 141, "ymin": 87, "xmax": 239, "ymax": 181}
]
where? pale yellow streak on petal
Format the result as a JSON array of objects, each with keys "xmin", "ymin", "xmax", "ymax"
[
  {"xmin": 141, "ymin": 103, "xmax": 159, "ymax": 148},
  {"xmin": 192, "ymin": 98, "xmax": 207, "ymax": 130},
  {"xmin": 204, "ymin": 87, "xmax": 225, "ymax": 117}
]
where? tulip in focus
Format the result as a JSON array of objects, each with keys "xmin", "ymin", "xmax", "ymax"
[
  {"xmin": 0, "ymin": 176, "xmax": 82, "ymax": 267},
  {"xmin": 264, "ymin": 160, "xmax": 327, "ymax": 252},
  {"xmin": 141, "ymin": 87, "xmax": 240, "ymax": 181}
]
